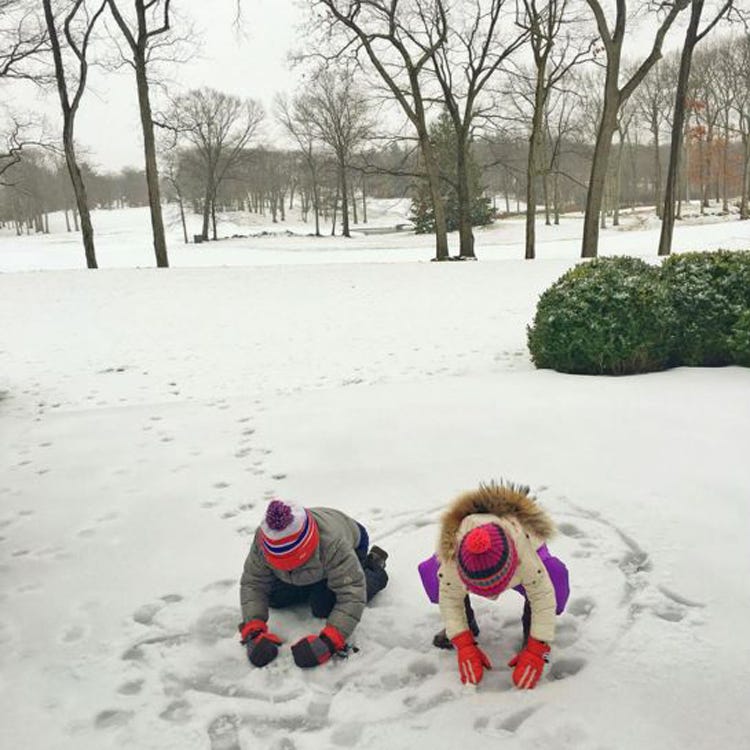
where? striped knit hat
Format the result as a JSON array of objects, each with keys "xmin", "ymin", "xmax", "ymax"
[
  {"xmin": 457, "ymin": 523, "xmax": 518, "ymax": 598},
  {"xmin": 260, "ymin": 499, "xmax": 320, "ymax": 571}
]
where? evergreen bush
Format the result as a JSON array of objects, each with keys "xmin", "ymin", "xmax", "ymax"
[
  {"xmin": 527, "ymin": 257, "xmax": 672, "ymax": 375},
  {"xmin": 728, "ymin": 309, "xmax": 750, "ymax": 367},
  {"xmin": 659, "ymin": 251, "xmax": 750, "ymax": 366}
]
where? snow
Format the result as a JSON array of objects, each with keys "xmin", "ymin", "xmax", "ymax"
[
  {"xmin": 1, "ymin": 199, "xmax": 749, "ymax": 272},
  {"xmin": 0, "ymin": 208, "xmax": 749, "ymax": 750}
]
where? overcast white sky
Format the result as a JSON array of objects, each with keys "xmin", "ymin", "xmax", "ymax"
[
  {"xmin": 4, "ymin": 0, "xmax": 304, "ymax": 171},
  {"xmin": 1, "ymin": 0, "xmax": 700, "ymax": 173}
]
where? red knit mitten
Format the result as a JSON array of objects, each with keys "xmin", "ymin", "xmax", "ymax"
[
  {"xmin": 238, "ymin": 619, "xmax": 283, "ymax": 667},
  {"xmin": 451, "ymin": 630, "xmax": 492, "ymax": 685},
  {"xmin": 508, "ymin": 636, "xmax": 550, "ymax": 689}
]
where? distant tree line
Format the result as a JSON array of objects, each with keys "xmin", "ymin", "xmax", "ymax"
[
  {"xmin": 0, "ymin": 153, "xmax": 149, "ymax": 235},
  {"xmin": 1, "ymin": 0, "xmax": 748, "ymax": 267}
]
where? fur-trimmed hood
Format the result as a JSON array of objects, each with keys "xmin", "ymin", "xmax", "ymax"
[{"xmin": 438, "ymin": 481, "xmax": 555, "ymax": 561}]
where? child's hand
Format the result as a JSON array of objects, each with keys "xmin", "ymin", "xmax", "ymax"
[
  {"xmin": 451, "ymin": 630, "xmax": 492, "ymax": 685},
  {"xmin": 508, "ymin": 637, "xmax": 550, "ymax": 689},
  {"xmin": 239, "ymin": 619, "xmax": 283, "ymax": 667},
  {"xmin": 291, "ymin": 625, "xmax": 346, "ymax": 668}
]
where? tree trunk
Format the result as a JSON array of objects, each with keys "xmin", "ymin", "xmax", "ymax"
[
  {"xmin": 201, "ymin": 185, "xmax": 211, "ymax": 240},
  {"xmin": 613, "ymin": 134, "xmax": 624, "ymax": 226},
  {"xmin": 740, "ymin": 131, "xmax": 749, "ymax": 220},
  {"xmin": 362, "ymin": 174, "xmax": 367, "ymax": 223},
  {"xmin": 582, "ymin": 92, "xmax": 619, "ymax": 257},
  {"xmin": 351, "ymin": 184, "xmax": 358, "ymax": 224},
  {"xmin": 659, "ymin": 0, "xmax": 703, "ymax": 256},
  {"xmin": 525, "ymin": 65, "xmax": 547, "ymax": 260},
  {"xmin": 175, "ymin": 188, "xmax": 188, "ymax": 244},
  {"xmin": 653, "ymin": 121, "xmax": 662, "ymax": 217},
  {"xmin": 525, "ymin": 165, "xmax": 537, "ymax": 260},
  {"xmin": 64, "ymin": 209, "xmax": 71, "ymax": 232},
  {"xmin": 418, "ymin": 131, "xmax": 449, "ymax": 260},
  {"xmin": 722, "ymin": 118, "xmax": 730, "ymax": 213},
  {"xmin": 699, "ymin": 136, "xmax": 707, "ymax": 213},
  {"xmin": 339, "ymin": 163, "xmax": 350, "ymax": 238},
  {"xmin": 312, "ymin": 179, "xmax": 321, "ymax": 236},
  {"xmin": 456, "ymin": 137, "xmax": 475, "ymax": 259},
  {"xmin": 553, "ymin": 168, "xmax": 560, "ymax": 225},
  {"xmin": 61, "ymin": 129, "xmax": 96, "ymax": 267},
  {"xmin": 134, "ymin": 50, "xmax": 168, "ymax": 267},
  {"xmin": 331, "ymin": 185, "xmax": 339, "ymax": 236},
  {"xmin": 43, "ymin": 0, "xmax": 98, "ymax": 269}
]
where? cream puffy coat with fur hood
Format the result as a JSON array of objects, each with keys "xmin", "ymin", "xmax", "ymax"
[{"xmin": 437, "ymin": 482, "xmax": 558, "ymax": 643}]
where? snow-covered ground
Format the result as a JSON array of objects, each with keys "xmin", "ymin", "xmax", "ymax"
[
  {"xmin": 0, "ymin": 209, "xmax": 749, "ymax": 750},
  {"xmin": 1, "ymin": 199, "xmax": 749, "ymax": 271}
]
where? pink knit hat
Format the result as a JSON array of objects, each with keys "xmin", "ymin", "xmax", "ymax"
[
  {"xmin": 260, "ymin": 499, "xmax": 319, "ymax": 571},
  {"xmin": 457, "ymin": 523, "xmax": 518, "ymax": 598}
]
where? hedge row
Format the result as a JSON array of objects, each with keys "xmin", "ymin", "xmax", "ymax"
[{"xmin": 527, "ymin": 251, "xmax": 750, "ymax": 375}]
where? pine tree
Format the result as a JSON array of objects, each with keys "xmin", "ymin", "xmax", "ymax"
[{"xmin": 410, "ymin": 112, "xmax": 493, "ymax": 234}]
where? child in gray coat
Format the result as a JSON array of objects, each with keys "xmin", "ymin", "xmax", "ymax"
[{"xmin": 239, "ymin": 498, "xmax": 388, "ymax": 668}]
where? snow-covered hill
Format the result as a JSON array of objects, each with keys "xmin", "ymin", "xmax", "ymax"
[{"xmin": 0, "ymin": 218, "xmax": 749, "ymax": 750}]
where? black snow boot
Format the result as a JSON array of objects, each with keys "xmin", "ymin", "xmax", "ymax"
[
  {"xmin": 364, "ymin": 545, "xmax": 388, "ymax": 571},
  {"xmin": 432, "ymin": 596, "xmax": 479, "ymax": 650}
]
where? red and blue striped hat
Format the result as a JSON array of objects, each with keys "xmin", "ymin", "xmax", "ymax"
[
  {"xmin": 457, "ymin": 523, "xmax": 518, "ymax": 598},
  {"xmin": 260, "ymin": 499, "xmax": 320, "ymax": 571}
]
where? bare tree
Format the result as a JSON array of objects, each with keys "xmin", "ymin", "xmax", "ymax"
[
  {"xmin": 544, "ymin": 84, "xmax": 583, "ymax": 223},
  {"xmin": 425, "ymin": 0, "xmax": 528, "ymax": 259},
  {"xmin": 313, "ymin": 0, "xmax": 451, "ymax": 260},
  {"xmin": 514, "ymin": 0, "xmax": 593, "ymax": 259},
  {"xmin": 161, "ymin": 147, "xmax": 187, "ymax": 243},
  {"xmin": 276, "ymin": 93, "xmax": 324, "ymax": 236},
  {"xmin": 633, "ymin": 60, "xmax": 672, "ymax": 217},
  {"xmin": 712, "ymin": 41, "xmax": 737, "ymax": 213},
  {"xmin": 293, "ymin": 67, "xmax": 372, "ymax": 238},
  {"xmin": 731, "ymin": 35, "xmax": 750, "ymax": 219},
  {"xmin": 107, "ymin": 0, "xmax": 180, "ymax": 268},
  {"xmin": 42, "ymin": 0, "xmax": 107, "ymax": 269},
  {"xmin": 1, "ymin": 117, "xmax": 34, "ymax": 181},
  {"xmin": 580, "ymin": 0, "xmax": 689, "ymax": 257},
  {"xmin": 1, "ymin": 0, "xmax": 47, "ymax": 80},
  {"xmin": 658, "ymin": 0, "xmax": 735, "ymax": 256},
  {"xmin": 167, "ymin": 87, "xmax": 263, "ymax": 241}
]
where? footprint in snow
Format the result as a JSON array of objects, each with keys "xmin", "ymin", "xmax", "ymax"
[
  {"xmin": 94, "ymin": 709, "xmax": 134, "ymax": 730},
  {"xmin": 555, "ymin": 498, "xmax": 705, "ymax": 642},
  {"xmin": 160, "ymin": 699, "xmax": 192, "ymax": 724},
  {"xmin": 498, "ymin": 705, "xmax": 540, "ymax": 733},
  {"xmin": 208, "ymin": 714, "xmax": 241, "ymax": 750},
  {"xmin": 117, "ymin": 679, "xmax": 144, "ymax": 696}
]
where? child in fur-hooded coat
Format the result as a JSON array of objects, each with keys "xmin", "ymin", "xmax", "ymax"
[{"xmin": 435, "ymin": 481, "xmax": 569, "ymax": 689}]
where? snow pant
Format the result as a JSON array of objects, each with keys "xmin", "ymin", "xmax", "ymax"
[{"xmin": 268, "ymin": 523, "xmax": 388, "ymax": 618}]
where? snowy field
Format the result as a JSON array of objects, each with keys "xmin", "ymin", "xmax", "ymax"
[
  {"xmin": 1, "ymin": 198, "xmax": 750, "ymax": 271},
  {"xmin": 0, "ymin": 208, "xmax": 749, "ymax": 750}
]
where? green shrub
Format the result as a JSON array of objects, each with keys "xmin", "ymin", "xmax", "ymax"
[
  {"xmin": 729, "ymin": 309, "xmax": 750, "ymax": 367},
  {"xmin": 659, "ymin": 251, "xmax": 750, "ymax": 366},
  {"xmin": 527, "ymin": 257, "xmax": 672, "ymax": 375}
]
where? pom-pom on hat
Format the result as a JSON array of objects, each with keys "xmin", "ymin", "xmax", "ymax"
[
  {"xmin": 260, "ymin": 499, "xmax": 319, "ymax": 571},
  {"xmin": 457, "ymin": 523, "xmax": 518, "ymax": 598}
]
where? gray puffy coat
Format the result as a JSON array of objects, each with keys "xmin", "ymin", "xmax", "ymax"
[{"xmin": 240, "ymin": 507, "xmax": 366, "ymax": 638}]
